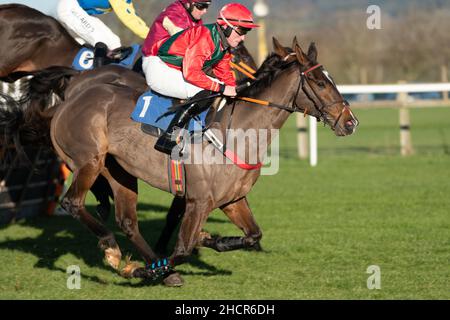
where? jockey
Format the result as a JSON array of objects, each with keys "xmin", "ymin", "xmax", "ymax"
[
  {"xmin": 142, "ymin": 3, "xmax": 259, "ymax": 154},
  {"xmin": 142, "ymin": 0, "xmax": 211, "ymax": 56},
  {"xmin": 56, "ymin": 0, "xmax": 149, "ymax": 67}
]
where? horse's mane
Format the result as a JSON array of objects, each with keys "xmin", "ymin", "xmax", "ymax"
[
  {"xmin": 0, "ymin": 4, "xmax": 26, "ymax": 10},
  {"xmin": 239, "ymin": 52, "xmax": 297, "ymax": 97},
  {"xmin": 0, "ymin": 3, "xmax": 42, "ymax": 13}
]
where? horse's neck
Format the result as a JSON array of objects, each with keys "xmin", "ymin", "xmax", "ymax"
[
  {"xmin": 229, "ymin": 69, "xmax": 298, "ymax": 132},
  {"xmin": 64, "ymin": 34, "xmax": 83, "ymax": 60},
  {"xmin": 217, "ymin": 68, "xmax": 299, "ymax": 160},
  {"xmin": 53, "ymin": 20, "xmax": 83, "ymax": 65}
]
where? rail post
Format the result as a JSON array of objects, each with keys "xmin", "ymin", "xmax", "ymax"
[
  {"xmin": 441, "ymin": 65, "xmax": 449, "ymax": 102},
  {"xmin": 396, "ymin": 81, "xmax": 414, "ymax": 156},
  {"xmin": 296, "ymin": 113, "xmax": 309, "ymax": 159}
]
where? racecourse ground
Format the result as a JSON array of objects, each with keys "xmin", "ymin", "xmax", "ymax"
[{"xmin": 0, "ymin": 107, "xmax": 449, "ymax": 299}]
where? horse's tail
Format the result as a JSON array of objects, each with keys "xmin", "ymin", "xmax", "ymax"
[
  {"xmin": 0, "ymin": 71, "xmax": 35, "ymax": 83},
  {"xmin": 0, "ymin": 66, "xmax": 78, "ymax": 154}
]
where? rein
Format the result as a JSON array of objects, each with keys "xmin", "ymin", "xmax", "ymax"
[
  {"xmin": 235, "ymin": 60, "xmax": 319, "ymax": 114},
  {"xmin": 230, "ymin": 54, "xmax": 257, "ymax": 80}
]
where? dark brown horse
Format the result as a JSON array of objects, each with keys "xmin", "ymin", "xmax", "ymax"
[
  {"xmin": 0, "ymin": 37, "xmax": 358, "ymax": 286},
  {"xmin": 0, "ymin": 3, "xmax": 119, "ymax": 220},
  {"xmin": 0, "ymin": 4, "xmax": 80, "ymax": 80},
  {"xmin": 0, "ymin": 3, "xmax": 259, "ymax": 252}
]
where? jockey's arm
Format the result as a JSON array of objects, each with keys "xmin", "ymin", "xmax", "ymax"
[
  {"xmin": 162, "ymin": 16, "xmax": 184, "ymax": 36},
  {"xmin": 162, "ymin": 3, "xmax": 200, "ymax": 37},
  {"xmin": 183, "ymin": 36, "xmax": 224, "ymax": 92},
  {"xmin": 212, "ymin": 53, "xmax": 237, "ymax": 87},
  {"xmin": 109, "ymin": 0, "xmax": 149, "ymax": 39}
]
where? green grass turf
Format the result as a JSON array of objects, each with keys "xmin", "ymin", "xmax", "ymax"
[{"xmin": 0, "ymin": 107, "xmax": 449, "ymax": 299}]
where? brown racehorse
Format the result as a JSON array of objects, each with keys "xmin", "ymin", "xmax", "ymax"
[
  {"xmin": 0, "ymin": 3, "xmax": 121, "ymax": 219},
  {"xmin": 0, "ymin": 37, "xmax": 358, "ymax": 286},
  {"xmin": 0, "ymin": 3, "xmax": 258, "ymax": 227},
  {"xmin": 0, "ymin": 4, "xmax": 80, "ymax": 80}
]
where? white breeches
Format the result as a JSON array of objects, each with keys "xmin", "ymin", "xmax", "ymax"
[
  {"xmin": 143, "ymin": 55, "xmax": 221, "ymax": 99},
  {"xmin": 57, "ymin": 0, "xmax": 121, "ymax": 49}
]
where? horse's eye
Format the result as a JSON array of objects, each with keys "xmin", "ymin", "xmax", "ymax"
[{"xmin": 317, "ymin": 81, "xmax": 326, "ymax": 88}]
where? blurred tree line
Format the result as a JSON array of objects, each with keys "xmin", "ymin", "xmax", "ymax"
[{"xmin": 102, "ymin": 0, "xmax": 450, "ymax": 84}]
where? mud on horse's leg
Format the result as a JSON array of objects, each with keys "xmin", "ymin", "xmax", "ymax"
[{"xmin": 200, "ymin": 197, "xmax": 263, "ymax": 252}]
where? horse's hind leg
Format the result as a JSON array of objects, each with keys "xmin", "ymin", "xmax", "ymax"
[
  {"xmin": 61, "ymin": 155, "xmax": 122, "ymax": 270},
  {"xmin": 90, "ymin": 155, "xmax": 122, "ymax": 222},
  {"xmin": 101, "ymin": 158, "xmax": 160, "ymax": 277},
  {"xmin": 90, "ymin": 175, "xmax": 113, "ymax": 222},
  {"xmin": 201, "ymin": 197, "xmax": 262, "ymax": 252}
]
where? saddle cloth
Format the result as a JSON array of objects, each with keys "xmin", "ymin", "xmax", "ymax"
[
  {"xmin": 72, "ymin": 44, "xmax": 141, "ymax": 71},
  {"xmin": 130, "ymin": 90, "xmax": 208, "ymax": 133}
]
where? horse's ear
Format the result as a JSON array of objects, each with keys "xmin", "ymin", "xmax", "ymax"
[
  {"xmin": 292, "ymin": 36, "xmax": 299, "ymax": 49},
  {"xmin": 272, "ymin": 37, "xmax": 288, "ymax": 57},
  {"xmin": 307, "ymin": 42, "xmax": 318, "ymax": 62},
  {"xmin": 293, "ymin": 37, "xmax": 308, "ymax": 65}
]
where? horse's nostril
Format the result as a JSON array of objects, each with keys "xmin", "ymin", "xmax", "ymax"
[{"xmin": 345, "ymin": 120, "xmax": 354, "ymax": 128}]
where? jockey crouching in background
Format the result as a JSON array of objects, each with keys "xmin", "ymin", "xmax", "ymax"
[
  {"xmin": 143, "ymin": 0, "xmax": 211, "ymax": 52},
  {"xmin": 141, "ymin": 3, "xmax": 259, "ymax": 154},
  {"xmin": 56, "ymin": 0, "xmax": 149, "ymax": 67}
]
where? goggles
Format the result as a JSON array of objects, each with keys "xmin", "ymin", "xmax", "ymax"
[
  {"xmin": 194, "ymin": 2, "xmax": 210, "ymax": 10},
  {"xmin": 234, "ymin": 26, "xmax": 251, "ymax": 36}
]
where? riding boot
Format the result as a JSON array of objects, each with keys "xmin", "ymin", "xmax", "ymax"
[
  {"xmin": 154, "ymin": 90, "xmax": 214, "ymax": 155},
  {"xmin": 93, "ymin": 42, "xmax": 108, "ymax": 68},
  {"xmin": 108, "ymin": 46, "xmax": 133, "ymax": 62}
]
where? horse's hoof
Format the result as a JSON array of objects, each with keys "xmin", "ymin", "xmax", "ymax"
[
  {"xmin": 250, "ymin": 242, "xmax": 263, "ymax": 252},
  {"xmin": 104, "ymin": 247, "xmax": 122, "ymax": 270},
  {"xmin": 199, "ymin": 231, "xmax": 212, "ymax": 242},
  {"xmin": 163, "ymin": 272, "xmax": 184, "ymax": 287},
  {"xmin": 121, "ymin": 260, "xmax": 142, "ymax": 278}
]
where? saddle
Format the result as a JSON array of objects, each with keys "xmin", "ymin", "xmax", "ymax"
[
  {"xmin": 131, "ymin": 90, "xmax": 223, "ymax": 139},
  {"xmin": 72, "ymin": 44, "xmax": 141, "ymax": 71},
  {"xmin": 108, "ymin": 46, "xmax": 133, "ymax": 62},
  {"xmin": 130, "ymin": 91, "xmax": 224, "ymax": 197}
]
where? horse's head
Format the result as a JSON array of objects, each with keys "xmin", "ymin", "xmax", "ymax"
[
  {"xmin": 231, "ymin": 42, "xmax": 258, "ymax": 71},
  {"xmin": 273, "ymin": 37, "xmax": 359, "ymax": 136}
]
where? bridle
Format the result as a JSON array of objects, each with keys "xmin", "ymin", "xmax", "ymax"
[
  {"xmin": 238, "ymin": 52, "xmax": 352, "ymax": 130},
  {"xmin": 297, "ymin": 59, "xmax": 352, "ymax": 130}
]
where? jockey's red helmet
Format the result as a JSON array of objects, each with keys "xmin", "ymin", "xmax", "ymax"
[{"xmin": 217, "ymin": 3, "xmax": 260, "ymax": 29}]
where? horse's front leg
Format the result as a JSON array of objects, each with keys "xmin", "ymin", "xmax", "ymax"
[
  {"xmin": 200, "ymin": 197, "xmax": 263, "ymax": 252},
  {"xmin": 163, "ymin": 199, "xmax": 211, "ymax": 286},
  {"xmin": 155, "ymin": 196, "xmax": 186, "ymax": 255},
  {"xmin": 170, "ymin": 199, "xmax": 212, "ymax": 264}
]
